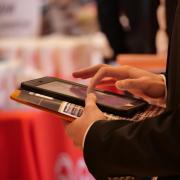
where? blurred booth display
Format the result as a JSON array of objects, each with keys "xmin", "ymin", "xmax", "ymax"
[
  {"xmin": 117, "ymin": 54, "xmax": 167, "ymax": 73},
  {"xmin": 0, "ymin": 33, "xmax": 111, "ymax": 110},
  {"xmin": 0, "ymin": 0, "xmax": 42, "ymax": 38},
  {"xmin": 0, "ymin": 111, "xmax": 94, "ymax": 180},
  {"xmin": 41, "ymin": 0, "xmax": 98, "ymax": 36}
]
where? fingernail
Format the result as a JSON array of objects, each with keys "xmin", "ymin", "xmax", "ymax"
[{"xmin": 115, "ymin": 82, "xmax": 125, "ymax": 89}]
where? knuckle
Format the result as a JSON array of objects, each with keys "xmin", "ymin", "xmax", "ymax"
[
  {"xmin": 99, "ymin": 66, "xmax": 109, "ymax": 74},
  {"xmin": 66, "ymin": 123, "xmax": 75, "ymax": 137},
  {"xmin": 101, "ymin": 64, "xmax": 109, "ymax": 68},
  {"xmin": 122, "ymin": 65, "xmax": 130, "ymax": 71},
  {"xmin": 71, "ymin": 138, "xmax": 78, "ymax": 147},
  {"xmin": 141, "ymin": 76, "xmax": 151, "ymax": 81},
  {"xmin": 98, "ymin": 64, "xmax": 107, "ymax": 69},
  {"xmin": 97, "ymin": 64, "xmax": 103, "ymax": 69},
  {"xmin": 73, "ymin": 140, "xmax": 80, "ymax": 147}
]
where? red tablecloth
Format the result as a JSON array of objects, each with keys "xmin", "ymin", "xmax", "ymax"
[{"xmin": 0, "ymin": 110, "xmax": 94, "ymax": 180}]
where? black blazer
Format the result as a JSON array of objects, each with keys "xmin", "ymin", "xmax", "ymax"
[{"xmin": 83, "ymin": 1, "xmax": 180, "ymax": 180}]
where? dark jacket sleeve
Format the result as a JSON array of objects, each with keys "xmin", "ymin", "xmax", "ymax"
[
  {"xmin": 83, "ymin": 2, "xmax": 180, "ymax": 179},
  {"xmin": 83, "ymin": 108, "xmax": 180, "ymax": 179}
]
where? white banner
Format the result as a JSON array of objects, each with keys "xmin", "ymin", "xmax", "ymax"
[{"xmin": 0, "ymin": 0, "xmax": 42, "ymax": 38}]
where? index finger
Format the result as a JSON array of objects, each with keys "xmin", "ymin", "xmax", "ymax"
[
  {"xmin": 87, "ymin": 66, "xmax": 130, "ymax": 93},
  {"xmin": 72, "ymin": 64, "xmax": 109, "ymax": 79}
]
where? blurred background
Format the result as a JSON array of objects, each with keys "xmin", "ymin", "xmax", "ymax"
[{"xmin": 0, "ymin": 0, "xmax": 177, "ymax": 179}]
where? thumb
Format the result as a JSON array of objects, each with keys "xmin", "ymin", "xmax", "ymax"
[{"xmin": 85, "ymin": 93, "xmax": 97, "ymax": 107}]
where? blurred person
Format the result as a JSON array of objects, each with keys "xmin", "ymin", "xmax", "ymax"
[
  {"xmin": 95, "ymin": 0, "xmax": 159, "ymax": 63},
  {"xmin": 95, "ymin": 0, "xmax": 179, "ymax": 63},
  {"xmin": 65, "ymin": 1, "xmax": 180, "ymax": 180}
]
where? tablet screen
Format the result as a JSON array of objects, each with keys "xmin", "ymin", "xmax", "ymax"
[{"xmin": 38, "ymin": 81, "xmax": 134, "ymax": 108}]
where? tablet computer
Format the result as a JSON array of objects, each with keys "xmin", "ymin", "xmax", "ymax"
[
  {"xmin": 19, "ymin": 76, "xmax": 148, "ymax": 116},
  {"xmin": 11, "ymin": 89, "xmax": 164, "ymax": 122}
]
